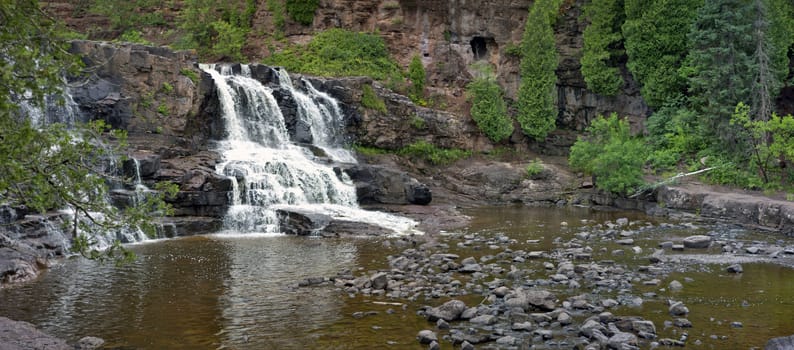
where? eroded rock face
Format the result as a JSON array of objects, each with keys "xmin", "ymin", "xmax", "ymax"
[{"xmin": 342, "ymin": 164, "xmax": 432, "ymax": 205}]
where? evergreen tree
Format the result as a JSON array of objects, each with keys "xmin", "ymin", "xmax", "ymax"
[
  {"xmin": 516, "ymin": 0, "xmax": 562, "ymax": 141},
  {"xmin": 408, "ymin": 54, "xmax": 426, "ymax": 103},
  {"xmin": 621, "ymin": 0, "xmax": 702, "ymax": 108},
  {"xmin": 467, "ymin": 63, "xmax": 513, "ymax": 142},
  {"xmin": 684, "ymin": 0, "xmax": 756, "ymax": 150},
  {"xmin": 581, "ymin": 0, "xmax": 625, "ymax": 96}
]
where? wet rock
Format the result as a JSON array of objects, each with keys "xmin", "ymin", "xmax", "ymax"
[
  {"xmin": 0, "ymin": 316, "xmax": 70, "ymax": 350},
  {"xmin": 343, "ymin": 164, "xmax": 432, "ymax": 205},
  {"xmin": 76, "ymin": 336, "xmax": 105, "ymax": 350},
  {"xmin": 683, "ymin": 235, "xmax": 712, "ymax": 249},
  {"xmin": 417, "ymin": 330, "xmax": 438, "ymax": 344},
  {"xmin": 370, "ymin": 272, "xmax": 388, "ymax": 290},
  {"xmin": 426, "ymin": 299, "xmax": 467, "ymax": 322},
  {"xmin": 470, "ymin": 314, "xmax": 497, "ymax": 325},
  {"xmin": 669, "ymin": 301, "xmax": 689, "ymax": 316},
  {"xmin": 608, "ymin": 332, "xmax": 639, "ymax": 349},
  {"xmin": 727, "ymin": 264, "xmax": 744, "ymax": 273},
  {"xmin": 668, "ymin": 280, "xmax": 683, "ymax": 291},
  {"xmin": 766, "ymin": 334, "xmax": 794, "ymax": 350},
  {"xmin": 428, "ymin": 340, "xmax": 440, "ymax": 350},
  {"xmin": 460, "ymin": 340, "xmax": 475, "ymax": 350},
  {"xmin": 505, "ymin": 289, "xmax": 557, "ymax": 311}
]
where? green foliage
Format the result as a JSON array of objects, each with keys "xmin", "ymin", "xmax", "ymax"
[
  {"xmin": 175, "ymin": 0, "xmax": 253, "ymax": 59},
  {"xmin": 622, "ymin": 0, "xmax": 702, "ymax": 108},
  {"xmin": 180, "ymin": 68, "xmax": 199, "ymax": 85},
  {"xmin": 581, "ymin": 0, "xmax": 625, "ymax": 96},
  {"xmin": 410, "ymin": 115, "xmax": 426, "ymax": 130},
  {"xmin": 161, "ymin": 82, "xmax": 174, "ymax": 94},
  {"xmin": 360, "ymin": 84, "xmax": 387, "ymax": 113},
  {"xmin": 569, "ymin": 114, "xmax": 646, "ymax": 194},
  {"xmin": 117, "ymin": 30, "xmax": 152, "ymax": 45},
  {"xmin": 157, "ymin": 103, "xmax": 169, "ymax": 115},
  {"xmin": 683, "ymin": 0, "xmax": 756, "ymax": 151},
  {"xmin": 264, "ymin": 29, "xmax": 403, "ymax": 82},
  {"xmin": 525, "ymin": 159, "xmax": 545, "ymax": 178},
  {"xmin": 353, "ymin": 144, "xmax": 389, "ymax": 156},
  {"xmin": 503, "ymin": 43, "xmax": 522, "ymax": 57},
  {"xmin": 398, "ymin": 141, "xmax": 471, "ymax": 165},
  {"xmin": 90, "ymin": 0, "xmax": 165, "ymax": 31},
  {"xmin": 267, "ymin": 0, "xmax": 286, "ymax": 31},
  {"xmin": 731, "ymin": 102, "xmax": 794, "ymax": 185},
  {"xmin": 285, "ymin": 0, "xmax": 319, "ymax": 26},
  {"xmin": 517, "ymin": 0, "xmax": 562, "ymax": 141},
  {"xmin": 466, "ymin": 64, "xmax": 513, "ymax": 143},
  {"xmin": 1, "ymin": 1, "xmax": 177, "ymax": 264},
  {"xmin": 408, "ymin": 55, "xmax": 426, "ymax": 103}
]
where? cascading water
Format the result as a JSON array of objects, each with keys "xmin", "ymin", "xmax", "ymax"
[{"xmin": 202, "ymin": 64, "xmax": 417, "ymax": 235}]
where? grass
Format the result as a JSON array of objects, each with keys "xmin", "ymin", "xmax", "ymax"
[{"xmin": 398, "ymin": 141, "xmax": 471, "ymax": 165}]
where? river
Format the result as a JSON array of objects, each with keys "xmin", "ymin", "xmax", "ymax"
[{"xmin": 1, "ymin": 206, "xmax": 793, "ymax": 349}]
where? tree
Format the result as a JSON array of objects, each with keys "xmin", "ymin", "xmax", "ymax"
[
  {"xmin": 1, "ymin": 0, "xmax": 176, "ymax": 262},
  {"xmin": 683, "ymin": 0, "xmax": 756, "ymax": 151},
  {"xmin": 285, "ymin": 0, "xmax": 319, "ymax": 26},
  {"xmin": 569, "ymin": 113, "xmax": 646, "ymax": 195},
  {"xmin": 621, "ymin": 0, "xmax": 702, "ymax": 108},
  {"xmin": 466, "ymin": 63, "xmax": 513, "ymax": 142},
  {"xmin": 516, "ymin": 0, "xmax": 562, "ymax": 141},
  {"xmin": 581, "ymin": 0, "xmax": 625, "ymax": 96}
]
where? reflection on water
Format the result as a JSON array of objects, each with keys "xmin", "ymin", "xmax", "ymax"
[{"xmin": 1, "ymin": 206, "xmax": 794, "ymax": 349}]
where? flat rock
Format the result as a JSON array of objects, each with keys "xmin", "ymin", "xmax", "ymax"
[
  {"xmin": 683, "ymin": 235, "xmax": 712, "ymax": 249},
  {"xmin": 0, "ymin": 316, "xmax": 70, "ymax": 350},
  {"xmin": 426, "ymin": 299, "xmax": 467, "ymax": 322}
]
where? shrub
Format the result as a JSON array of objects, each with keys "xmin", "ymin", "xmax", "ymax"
[
  {"xmin": 408, "ymin": 55, "xmax": 426, "ymax": 102},
  {"xmin": 161, "ymin": 82, "xmax": 174, "ymax": 94},
  {"xmin": 361, "ymin": 84, "xmax": 387, "ymax": 113},
  {"xmin": 569, "ymin": 113, "xmax": 646, "ymax": 195},
  {"xmin": 398, "ymin": 141, "xmax": 471, "ymax": 165},
  {"xmin": 180, "ymin": 68, "xmax": 199, "ymax": 84},
  {"xmin": 525, "ymin": 159, "xmax": 544, "ymax": 178},
  {"xmin": 117, "ymin": 30, "xmax": 152, "ymax": 45},
  {"xmin": 466, "ymin": 64, "xmax": 513, "ymax": 142},
  {"xmin": 285, "ymin": 0, "xmax": 318, "ymax": 26},
  {"xmin": 264, "ymin": 29, "xmax": 402, "ymax": 82}
]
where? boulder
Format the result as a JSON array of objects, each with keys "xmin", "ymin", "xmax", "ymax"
[
  {"xmin": 416, "ymin": 330, "xmax": 438, "ymax": 345},
  {"xmin": 683, "ymin": 235, "xmax": 712, "ymax": 249},
  {"xmin": 505, "ymin": 289, "xmax": 557, "ymax": 311},
  {"xmin": 342, "ymin": 164, "xmax": 432, "ymax": 205},
  {"xmin": 0, "ymin": 317, "xmax": 70, "ymax": 350},
  {"xmin": 426, "ymin": 299, "xmax": 467, "ymax": 322},
  {"xmin": 766, "ymin": 335, "xmax": 794, "ymax": 350}
]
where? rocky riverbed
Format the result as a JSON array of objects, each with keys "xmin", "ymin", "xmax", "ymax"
[{"xmin": 294, "ymin": 207, "xmax": 794, "ymax": 349}]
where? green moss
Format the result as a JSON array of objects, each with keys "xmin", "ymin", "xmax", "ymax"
[
  {"xmin": 180, "ymin": 68, "xmax": 199, "ymax": 84},
  {"xmin": 353, "ymin": 144, "xmax": 390, "ymax": 156}
]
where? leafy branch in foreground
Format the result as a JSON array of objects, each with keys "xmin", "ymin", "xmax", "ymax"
[{"xmin": 1, "ymin": 0, "xmax": 177, "ymax": 264}]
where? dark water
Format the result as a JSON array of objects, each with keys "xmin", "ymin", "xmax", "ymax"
[{"xmin": 1, "ymin": 206, "xmax": 793, "ymax": 349}]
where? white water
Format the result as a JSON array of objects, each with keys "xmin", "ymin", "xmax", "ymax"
[{"xmin": 202, "ymin": 64, "xmax": 418, "ymax": 235}]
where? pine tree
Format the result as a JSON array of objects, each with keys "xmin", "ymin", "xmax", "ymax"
[
  {"xmin": 684, "ymin": 0, "xmax": 756, "ymax": 150},
  {"xmin": 516, "ymin": 0, "xmax": 562, "ymax": 141},
  {"xmin": 621, "ymin": 0, "xmax": 702, "ymax": 108},
  {"xmin": 581, "ymin": 0, "xmax": 625, "ymax": 96}
]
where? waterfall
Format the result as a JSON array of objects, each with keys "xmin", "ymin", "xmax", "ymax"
[{"xmin": 202, "ymin": 64, "xmax": 417, "ymax": 235}]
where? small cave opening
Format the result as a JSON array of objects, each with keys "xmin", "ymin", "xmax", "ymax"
[{"xmin": 470, "ymin": 36, "xmax": 488, "ymax": 60}]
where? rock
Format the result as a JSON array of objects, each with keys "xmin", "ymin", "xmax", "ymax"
[
  {"xmin": 460, "ymin": 340, "xmax": 475, "ymax": 350},
  {"xmin": 493, "ymin": 286, "xmax": 510, "ymax": 298},
  {"xmin": 616, "ymin": 238, "xmax": 635, "ymax": 245},
  {"xmin": 731, "ymin": 321, "xmax": 743, "ymax": 328},
  {"xmin": 727, "ymin": 264, "xmax": 744, "ymax": 273},
  {"xmin": 496, "ymin": 336, "xmax": 516, "ymax": 345},
  {"xmin": 436, "ymin": 319, "xmax": 450, "ymax": 330},
  {"xmin": 668, "ymin": 280, "xmax": 683, "ymax": 291},
  {"xmin": 631, "ymin": 320, "xmax": 656, "ymax": 334},
  {"xmin": 417, "ymin": 330, "xmax": 438, "ymax": 344},
  {"xmin": 673, "ymin": 318, "xmax": 692, "ymax": 328},
  {"xmin": 0, "ymin": 316, "xmax": 70, "ymax": 350},
  {"xmin": 426, "ymin": 299, "xmax": 467, "ymax": 322},
  {"xmin": 470, "ymin": 315, "xmax": 497, "ymax": 325},
  {"xmin": 766, "ymin": 334, "xmax": 794, "ymax": 350},
  {"xmin": 746, "ymin": 246, "xmax": 761, "ymax": 254},
  {"xmin": 459, "ymin": 263, "xmax": 482, "ymax": 273},
  {"xmin": 370, "ymin": 272, "xmax": 388, "ymax": 290},
  {"xmin": 608, "ymin": 332, "xmax": 639, "ymax": 349},
  {"xmin": 505, "ymin": 289, "xmax": 557, "ymax": 312},
  {"xmin": 672, "ymin": 244, "xmax": 685, "ymax": 251},
  {"xmin": 428, "ymin": 340, "xmax": 440, "ymax": 350},
  {"xmin": 342, "ymin": 164, "xmax": 432, "ymax": 205},
  {"xmin": 683, "ymin": 235, "xmax": 712, "ymax": 249},
  {"xmin": 76, "ymin": 336, "xmax": 106, "ymax": 350},
  {"xmin": 669, "ymin": 302, "xmax": 689, "ymax": 316}
]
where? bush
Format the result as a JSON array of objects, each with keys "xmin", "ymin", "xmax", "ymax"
[
  {"xmin": 408, "ymin": 55, "xmax": 426, "ymax": 102},
  {"xmin": 264, "ymin": 29, "xmax": 403, "ymax": 82},
  {"xmin": 117, "ymin": 30, "xmax": 152, "ymax": 45},
  {"xmin": 361, "ymin": 84, "xmax": 387, "ymax": 113},
  {"xmin": 525, "ymin": 159, "xmax": 544, "ymax": 178},
  {"xmin": 466, "ymin": 64, "xmax": 513, "ymax": 143},
  {"xmin": 569, "ymin": 113, "xmax": 646, "ymax": 195},
  {"xmin": 398, "ymin": 141, "xmax": 471, "ymax": 165},
  {"xmin": 285, "ymin": 0, "xmax": 319, "ymax": 26}
]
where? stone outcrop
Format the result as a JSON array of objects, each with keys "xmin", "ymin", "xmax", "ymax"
[
  {"xmin": 656, "ymin": 186, "xmax": 794, "ymax": 235},
  {"xmin": 276, "ymin": 208, "xmax": 396, "ymax": 237},
  {"xmin": 0, "ymin": 207, "xmax": 69, "ymax": 285},
  {"xmin": 342, "ymin": 164, "xmax": 432, "ymax": 205}
]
